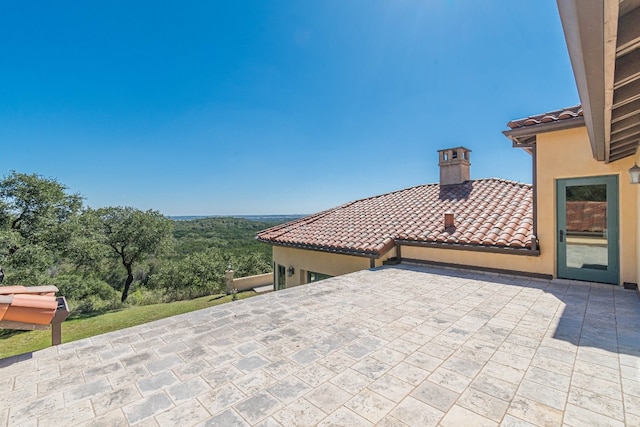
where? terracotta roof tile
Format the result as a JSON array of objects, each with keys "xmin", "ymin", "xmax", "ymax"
[
  {"xmin": 507, "ymin": 105, "xmax": 583, "ymax": 129},
  {"xmin": 257, "ymin": 178, "xmax": 534, "ymax": 256}
]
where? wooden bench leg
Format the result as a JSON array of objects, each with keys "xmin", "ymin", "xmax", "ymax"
[{"xmin": 52, "ymin": 322, "xmax": 62, "ymax": 346}]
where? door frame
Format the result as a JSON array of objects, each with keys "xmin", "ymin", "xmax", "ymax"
[
  {"xmin": 556, "ymin": 175, "xmax": 619, "ymax": 284},
  {"xmin": 276, "ymin": 264, "xmax": 286, "ymax": 290}
]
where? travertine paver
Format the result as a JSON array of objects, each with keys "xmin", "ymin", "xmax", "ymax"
[{"xmin": 1, "ymin": 264, "xmax": 640, "ymax": 426}]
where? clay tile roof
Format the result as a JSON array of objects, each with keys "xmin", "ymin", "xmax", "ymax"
[
  {"xmin": 507, "ymin": 105, "xmax": 583, "ymax": 130},
  {"xmin": 257, "ymin": 178, "xmax": 534, "ymax": 256}
]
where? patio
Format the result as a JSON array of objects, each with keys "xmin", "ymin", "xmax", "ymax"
[{"xmin": 1, "ymin": 264, "xmax": 639, "ymax": 426}]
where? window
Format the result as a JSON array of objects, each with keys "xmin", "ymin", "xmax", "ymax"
[{"xmin": 307, "ymin": 271, "xmax": 332, "ymax": 283}]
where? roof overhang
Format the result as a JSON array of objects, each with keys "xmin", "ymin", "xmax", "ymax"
[
  {"xmin": 557, "ymin": 0, "xmax": 640, "ymax": 162},
  {"xmin": 255, "ymin": 237, "xmax": 385, "ymax": 259},
  {"xmin": 503, "ymin": 115, "xmax": 586, "ymax": 153}
]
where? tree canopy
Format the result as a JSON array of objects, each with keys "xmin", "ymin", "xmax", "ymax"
[
  {"xmin": 0, "ymin": 171, "xmax": 82, "ymax": 283},
  {"xmin": 0, "ymin": 171, "xmax": 279, "ymax": 312},
  {"xmin": 87, "ymin": 207, "xmax": 173, "ymax": 302}
]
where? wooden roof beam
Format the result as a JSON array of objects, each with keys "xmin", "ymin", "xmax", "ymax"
[
  {"xmin": 611, "ymin": 113, "xmax": 640, "ymax": 135},
  {"xmin": 616, "ymin": 5, "xmax": 640, "ymax": 56},
  {"xmin": 610, "ymin": 124, "xmax": 640, "ymax": 142},
  {"xmin": 610, "ymin": 137, "xmax": 639, "ymax": 154},
  {"xmin": 610, "ymin": 146, "xmax": 639, "ymax": 161},
  {"xmin": 611, "ymin": 97, "xmax": 640, "ymax": 123},
  {"xmin": 614, "ymin": 48, "xmax": 640, "ymax": 89},
  {"xmin": 612, "ymin": 78, "xmax": 640, "ymax": 108}
]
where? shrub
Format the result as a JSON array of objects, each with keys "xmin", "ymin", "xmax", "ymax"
[
  {"xmin": 49, "ymin": 274, "xmax": 118, "ymax": 302},
  {"xmin": 67, "ymin": 295, "xmax": 122, "ymax": 314},
  {"xmin": 125, "ymin": 287, "xmax": 166, "ymax": 306}
]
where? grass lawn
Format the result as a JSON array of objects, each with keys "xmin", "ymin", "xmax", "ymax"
[{"xmin": 0, "ymin": 291, "xmax": 257, "ymax": 359}]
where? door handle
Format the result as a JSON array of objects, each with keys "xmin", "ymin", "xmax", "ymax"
[{"xmin": 559, "ymin": 230, "xmax": 564, "ymax": 242}]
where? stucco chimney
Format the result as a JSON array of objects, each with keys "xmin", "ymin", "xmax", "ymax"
[{"xmin": 438, "ymin": 147, "xmax": 471, "ymax": 186}]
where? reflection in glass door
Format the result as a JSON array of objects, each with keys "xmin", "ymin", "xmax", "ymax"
[{"xmin": 557, "ymin": 176, "xmax": 619, "ymax": 284}]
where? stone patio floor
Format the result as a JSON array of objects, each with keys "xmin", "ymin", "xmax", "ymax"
[{"xmin": 1, "ymin": 264, "xmax": 640, "ymax": 426}]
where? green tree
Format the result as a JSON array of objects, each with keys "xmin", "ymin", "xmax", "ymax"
[
  {"xmin": 148, "ymin": 247, "xmax": 272, "ymax": 301},
  {"xmin": 89, "ymin": 207, "xmax": 173, "ymax": 302},
  {"xmin": 0, "ymin": 171, "xmax": 82, "ymax": 284},
  {"xmin": 148, "ymin": 248, "xmax": 227, "ymax": 300}
]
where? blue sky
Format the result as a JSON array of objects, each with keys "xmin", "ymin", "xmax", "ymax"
[{"xmin": 0, "ymin": 1, "xmax": 579, "ymax": 216}]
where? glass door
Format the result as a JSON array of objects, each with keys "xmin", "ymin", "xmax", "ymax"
[
  {"xmin": 556, "ymin": 176, "xmax": 619, "ymax": 284},
  {"xmin": 276, "ymin": 264, "xmax": 286, "ymax": 290}
]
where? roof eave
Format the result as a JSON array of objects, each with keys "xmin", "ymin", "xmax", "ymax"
[
  {"xmin": 502, "ymin": 116, "xmax": 586, "ymax": 148},
  {"xmin": 256, "ymin": 237, "xmax": 541, "ymax": 259},
  {"xmin": 557, "ymin": 0, "xmax": 619, "ymax": 162},
  {"xmin": 255, "ymin": 238, "xmax": 383, "ymax": 259}
]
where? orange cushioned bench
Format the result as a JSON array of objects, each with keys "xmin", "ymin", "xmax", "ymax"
[{"xmin": 0, "ymin": 286, "xmax": 60, "ymax": 326}]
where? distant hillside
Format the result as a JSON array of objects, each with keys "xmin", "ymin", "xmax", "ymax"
[
  {"xmin": 171, "ymin": 214, "xmax": 304, "ymax": 223},
  {"xmin": 171, "ymin": 216, "xmax": 294, "ymax": 259}
]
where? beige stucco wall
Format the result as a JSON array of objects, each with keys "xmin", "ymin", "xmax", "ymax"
[
  {"xmin": 272, "ymin": 246, "xmax": 397, "ymax": 287},
  {"xmin": 400, "ymin": 245, "xmax": 546, "ymax": 275},
  {"xmin": 536, "ymin": 126, "xmax": 638, "ymax": 285}
]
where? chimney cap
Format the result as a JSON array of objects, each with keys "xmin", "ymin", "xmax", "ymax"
[{"xmin": 437, "ymin": 146, "xmax": 472, "ymax": 153}]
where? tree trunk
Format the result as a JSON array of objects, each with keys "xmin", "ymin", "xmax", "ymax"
[{"xmin": 121, "ymin": 264, "xmax": 134, "ymax": 302}]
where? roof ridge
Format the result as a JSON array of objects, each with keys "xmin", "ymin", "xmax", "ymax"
[
  {"xmin": 475, "ymin": 177, "xmax": 532, "ymax": 187},
  {"xmin": 341, "ymin": 183, "xmax": 433, "ymax": 205},
  {"xmin": 259, "ymin": 178, "xmax": 532, "ymax": 239},
  {"xmin": 256, "ymin": 202, "xmax": 356, "ymax": 240},
  {"xmin": 331, "ymin": 177, "xmax": 531, "ymax": 204}
]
